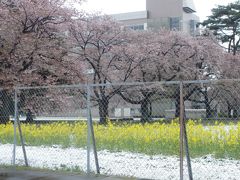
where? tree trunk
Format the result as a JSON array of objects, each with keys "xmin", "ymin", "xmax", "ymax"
[
  {"xmin": 202, "ymin": 89, "xmax": 212, "ymax": 118},
  {"xmin": 227, "ymin": 105, "xmax": 238, "ymax": 118},
  {"xmin": 175, "ymin": 89, "xmax": 180, "ymax": 118},
  {"xmin": 227, "ymin": 103, "xmax": 232, "ymax": 118},
  {"xmin": 98, "ymin": 98, "xmax": 109, "ymax": 124},
  {"xmin": 140, "ymin": 98, "xmax": 151, "ymax": 123},
  {"xmin": 149, "ymin": 102, "xmax": 152, "ymax": 116},
  {"xmin": 205, "ymin": 103, "xmax": 212, "ymax": 118},
  {"xmin": 233, "ymin": 107, "xmax": 238, "ymax": 118},
  {"xmin": 0, "ymin": 90, "xmax": 14, "ymax": 124},
  {"xmin": 226, "ymin": 100, "xmax": 238, "ymax": 118}
]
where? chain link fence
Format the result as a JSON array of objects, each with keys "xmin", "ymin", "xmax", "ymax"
[
  {"xmin": 181, "ymin": 80, "xmax": 240, "ymax": 180},
  {"xmin": 0, "ymin": 88, "xmax": 15, "ymax": 166},
  {"xmin": 0, "ymin": 80, "xmax": 240, "ymax": 179}
]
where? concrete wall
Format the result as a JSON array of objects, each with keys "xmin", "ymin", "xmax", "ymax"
[
  {"xmin": 146, "ymin": 0, "xmax": 182, "ymax": 18},
  {"xmin": 146, "ymin": 0, "xmax": 182, "ymax": 30},
  {"xmin": 112, "ymin": 11, "xmax": 148, "ymax": 21},
  {"xmin": 183, "ymin": 0, "xmax": 196, "ymax": 12},
  {"xmin": 119, "ymin": 19, "xmax": 147, "ymax": 26},
  {"xmin": 182, "ymin": 12, "xmax": 199, "ymax": 35},
  {"xmin": 112, "ymin": 11, "xmax": 148, "ymax": 30}
]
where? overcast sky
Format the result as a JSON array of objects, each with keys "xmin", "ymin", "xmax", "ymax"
[{"xmin": 79, "ymin": 0, "xmax": 236, "ymax": 21}]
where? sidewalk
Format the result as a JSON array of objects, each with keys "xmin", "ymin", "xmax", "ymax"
[{"xmin": 0, "ymin": 169, "xmax": 135, "ymax": 180}]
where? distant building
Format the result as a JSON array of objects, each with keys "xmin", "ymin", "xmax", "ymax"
[{"xmin": 111, "ymin": 0, "xmax": 199, "ymax": 35}]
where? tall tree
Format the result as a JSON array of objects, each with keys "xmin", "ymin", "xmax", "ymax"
[
  {"xmin": 118, "ymin": 29, "xmax": 224, "ymax": 120},
  {"xmin": 217, "ymin": 54, "xmax": 240, "ymax": 117},
  {"xmin": 0, "ymin": 0, "xmax": 84, "ymax": 87},
  {"xmin": 68, "ymin": 15, "xmax": 136, "ymax": 124},
  {"xmin": 202, "ymin": 1, "xmax": 240, "ymax": 55},
  {"xmin": 0, "ymin": 0, "xmax": 84, "ymax": 123}
]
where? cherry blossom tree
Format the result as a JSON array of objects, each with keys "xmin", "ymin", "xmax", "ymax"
[
  {"xmin": 215, "ymin": 54, "xmax": 240, "ymax": 117},
  {"xmin": 68, "ymin": 15, "xmax": 137, "ymax": 123},
  {"xmin": 116, "ymin": 30, "xmax": 164, "ymax": 122},
  {"xmin": 0, "ymin": 0, "xmax": 84, "ymax": 88},
  {"xmin": 118, "ymin": 29, "xmax": 224, "ymax": 120},
  {"xmin": 0, "ymin": 0, "xmax": 84, "ymax": 123}
]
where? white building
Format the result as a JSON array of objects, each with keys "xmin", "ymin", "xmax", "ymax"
[{"xmin": 111, "ymin": 0, "xmax": 199, "ymax": 35}]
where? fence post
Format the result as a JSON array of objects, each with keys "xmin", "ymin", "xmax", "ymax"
[
  {"xmin": 12, "ymin": 89, "xmax": 17, "ymax": 167},
  {"xmin": 179, "ymin": 81, "xmax": 184, "ymax": 180},
  {"xmin": 89, "ymin": 111, "xmax": 100, "ymax": 174},
  {"xmin": 13, "ymin": 88, "xmax": 29, "ymax": 167},
  {"xmin": 183, "ymin": 116, "xmax": 193, "ymax": 180},
  {"xmin": 86, "ymin": 84, "xmax": 91, "ymax": 174},
  {"xmin": 183, "ymin": 87, "xmax": 193, "ymax": 180},
  {"xmin": 17, "ymin": 114, "xmax": 29, "ymax": 167},
  {"xmin": 180, "ymin": 82, "xmax": 193, "ymax": 180},
  {"xmin": 86, "ymin": 84, "xmax": 100, "ymax": 174}
]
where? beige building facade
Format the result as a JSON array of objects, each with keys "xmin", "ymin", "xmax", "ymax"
[{"xmin": 111, "ymin": 0, "xmax": 199, "ymax": 35}]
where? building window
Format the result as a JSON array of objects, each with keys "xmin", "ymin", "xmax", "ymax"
[
  {"xmin": 127, "ymin": 24, "xmax": 144, "ymax": 31},
  {"xmin": 190, "ymin": 20, "xmax": 196, "ymax": 35},
  {"xmin": 169, "ymin": 17, "xmax": 180, "ymax": 31}
]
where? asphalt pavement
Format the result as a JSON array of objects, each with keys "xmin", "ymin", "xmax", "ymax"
[{"xmin": 0, "ymin": 169, "xmax": 137, "ymax": 180}]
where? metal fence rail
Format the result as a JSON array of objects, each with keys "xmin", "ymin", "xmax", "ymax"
[{"xmin": 0, "ymin": 79, "xmax": 240, "ymax": 179}]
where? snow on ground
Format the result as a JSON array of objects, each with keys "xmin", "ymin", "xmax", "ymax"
[{"xmin": 0, "ymin": 144, "xmax": 240, "ymax": 180}]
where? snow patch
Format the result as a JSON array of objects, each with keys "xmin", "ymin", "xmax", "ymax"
[{"xmin": 0, "ymin": 144, "xmax": 240, "ymax": 180}]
